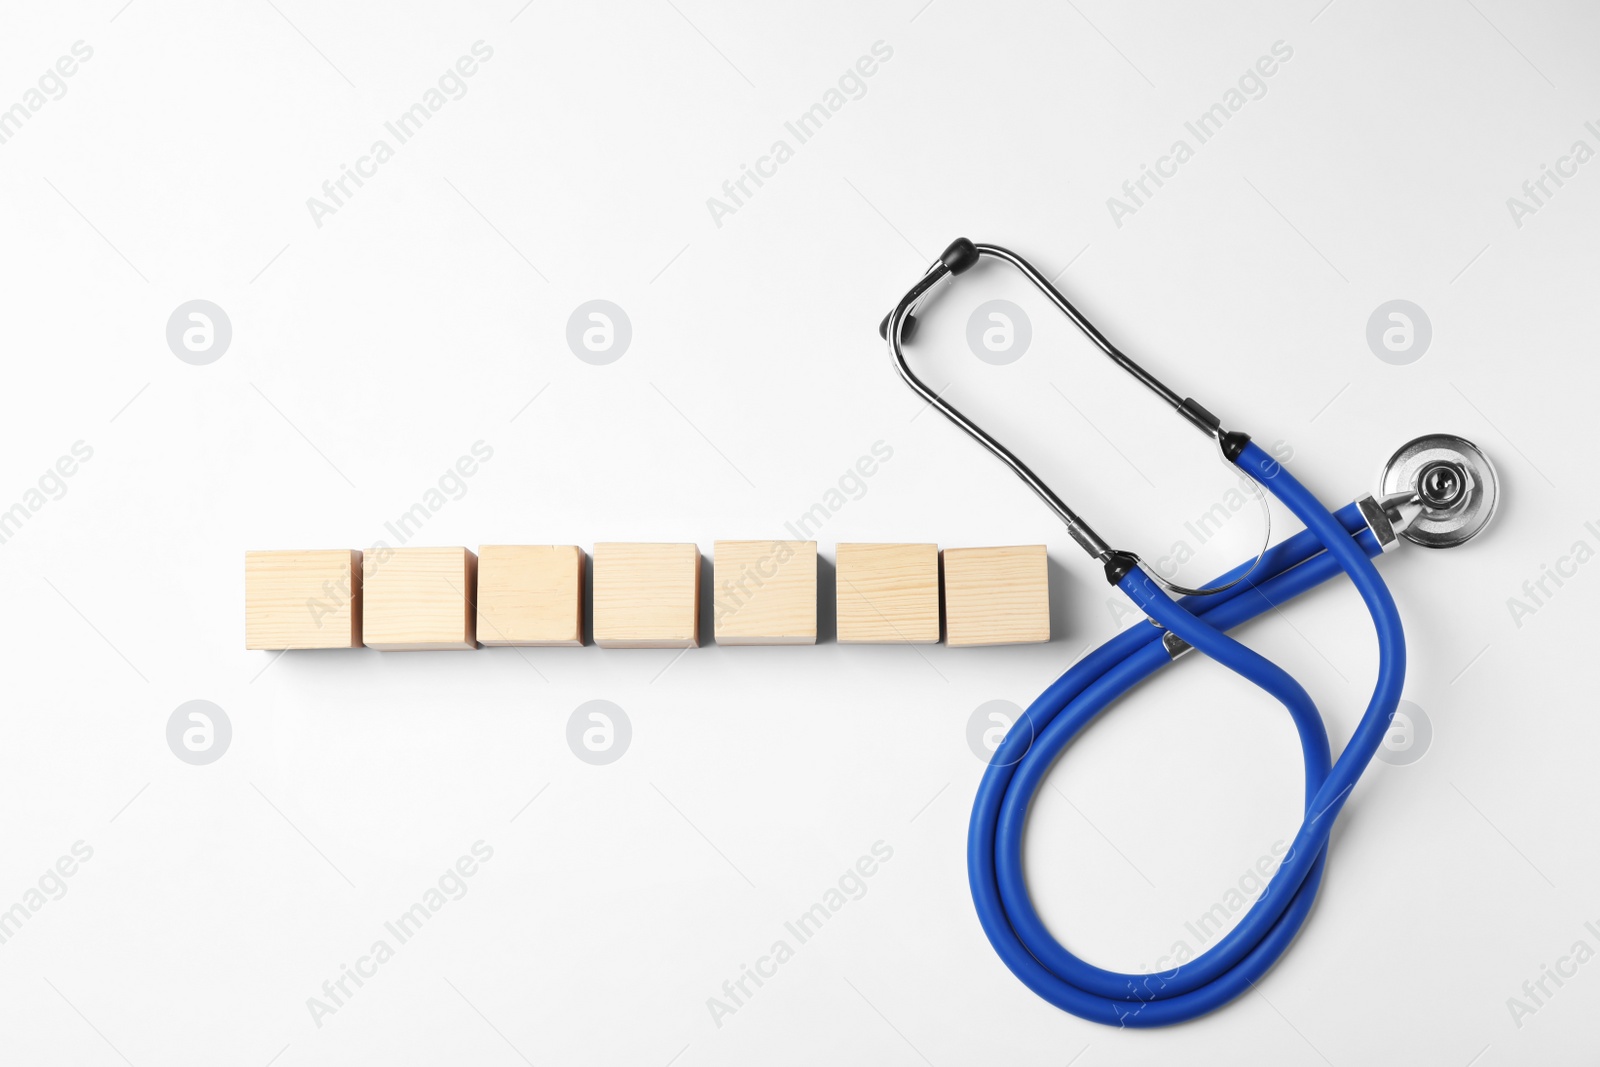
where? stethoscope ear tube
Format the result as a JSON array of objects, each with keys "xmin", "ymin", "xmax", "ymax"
[{"xmin": 881, "ymin": 239, "xmax": 1274, "ymax": 596}]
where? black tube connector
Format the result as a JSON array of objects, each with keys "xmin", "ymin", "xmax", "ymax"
[
  {"xmin": 1178, "ymin": 398, "xmax": 1221, "ymax": 435},
  {"xmin": 1102, "ymin": 551, "xmax": 1140, "ymax": 585},
  {"xmin": 1220, "ymin": 430, "xmax": 1251, "ymax": 462}
]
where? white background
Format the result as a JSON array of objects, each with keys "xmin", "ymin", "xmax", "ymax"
[{"xmin": 0, "ymin": 1, "xmax": 1595, "ymax": 1063}]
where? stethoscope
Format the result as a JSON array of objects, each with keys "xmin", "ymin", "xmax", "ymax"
[{"xmin": 882, "ymin": 239, "xmax": 1500, "ymax": 1027}]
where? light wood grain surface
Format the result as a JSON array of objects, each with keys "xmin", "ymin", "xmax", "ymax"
[
  {"xmin": 712, "ymin": 540, "xmax": 817, "ymax": 645},
  {"xmin": 245, "ymin": 549, "xmax": 363, "ymax": 650},
  {"xmin": 363, "ymin": 546, "xmax": 477, "ymax": 651},
  {"xmin": 835, "ymin": 542, "xmax": 940, "ymax": 644},
  {"xmin": 942, "ymin": 545, "xmax": 1049, "ymax": 647},
  {"xmin": 476, "ymin": 545, "xmax": 584, "ymax": 646},
  {"xmin": 592, "ymin": 542, "xmax": 700, "ymax": 648}
]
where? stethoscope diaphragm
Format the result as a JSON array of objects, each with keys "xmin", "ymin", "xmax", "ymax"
[{"xmin": 1379, "ymin": 433, "xmax": 1499, "ymax": 549}]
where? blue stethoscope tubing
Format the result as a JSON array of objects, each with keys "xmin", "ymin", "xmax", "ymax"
[{"xmin": 968, "ymin": 440, "xmax": 1406, "ymax": 1027}]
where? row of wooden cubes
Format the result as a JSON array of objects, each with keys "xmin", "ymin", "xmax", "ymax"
[{"xmin": 244, "ymin": 542, "xmax": 1049, "ymax": 650}]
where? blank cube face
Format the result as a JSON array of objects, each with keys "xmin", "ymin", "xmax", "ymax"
[
  {"xmin": 363, "ymin": 547, "xmax": 477, "ymax": 651},
  {"xmin": 245, "ymin": 550, "xmax": 362, "ymax": 650},
  {"xmin": 943, "ymin": 545, "xmax": 1050, "ymax": 647},
  {"xmin": 836, "ymin": 543, "xmax": 939, "ymax": 644},
  {"xmin": 593, "ymin": 543, "xmax": 700, "ymax": 648},
  {"xmin": 713, "ymin": 541, "xmax": 817, "ymax": 645},
  {"xmin": 476, "ymin": 546, "xmax": 584, "ymax": 647}
]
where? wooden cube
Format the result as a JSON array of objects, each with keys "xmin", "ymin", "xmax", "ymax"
[
  {"xmin": 713, "ymin": 540, "xmax": 817, "ymax": 645},
  {"xmin": 475, "ymin": 545, "xmax": 584, "ymax": 646},
  {"xmin": 835, "ymin": 543, "xmax": 939, "ymax": 644},
  {"xmin": 593, "ymin": 543, "xmax": 700, "ymax": 648},
  {"xmin": 245, "ymin": 549, "xmax": 362, "ymax": 649},
  {"xmin": 363, "ymin": 547, "xmax": 477, "ymax": 650},
  {"xmin": 942, "ymin": 545, "xmax": 1050, "ymax": 647}
]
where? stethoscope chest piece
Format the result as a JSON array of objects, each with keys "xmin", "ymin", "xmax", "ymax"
[{"xmin": 1380, "ymin": 433, "xmax": 1499, "ymax": 549}]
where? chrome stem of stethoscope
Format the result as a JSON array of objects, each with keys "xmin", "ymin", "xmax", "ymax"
[{"xmin": 883, "ymin": 237, "xmax": 1271, "ymax": 596}]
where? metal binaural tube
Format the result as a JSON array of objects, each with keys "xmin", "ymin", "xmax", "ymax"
[
  {"xmin": 881, "ymin": 238, "xmax": 1270, "ymax": 595},
  {"xmin": 884, "ymin": 253, "xmax": 1114, "ymax": 561}
]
